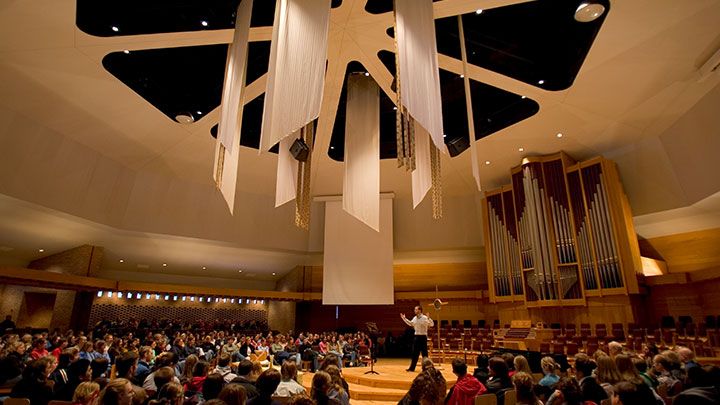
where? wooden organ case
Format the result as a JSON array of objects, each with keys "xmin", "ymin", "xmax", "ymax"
[{"xmin": 483, "ymin": 153, "xmax": 641, "ymax": 307}]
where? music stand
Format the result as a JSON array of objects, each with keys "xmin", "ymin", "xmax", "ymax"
[{"xmin": 365, "ymin": 322, "xmax": 380, "ymax": 375}]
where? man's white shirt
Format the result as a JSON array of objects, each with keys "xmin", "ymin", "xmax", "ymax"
[{"xmin": 403, "ymin": 314, "xmax": 434, "ymax": 335}]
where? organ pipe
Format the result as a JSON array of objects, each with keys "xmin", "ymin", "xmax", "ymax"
[{"xmin": 483, "ymin": 153, "xmax": 641, "ymax": 306}]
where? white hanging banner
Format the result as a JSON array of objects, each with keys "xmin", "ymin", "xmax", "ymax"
[
  {"xmin": 343, "ymin": 74, "xmax": 380, "ymax": 231},
  {"xmin": 412, "ymin": 124, "xmax": 432, "ymax": 208},
  {"xmin": 395, "ymin": 0, "xmax": 446, "ymax": 152},
  {"xmin": 275, "ymin": 133, "xmax": 299, "ymax": 207},
  {"xmin": 259, "ymin": 0, "xmax": 331, "ymax": 152},
  {"xmin": 458, "ymin": 15, "xmax": 482, "ymax": 191},
  {"xmin": 213, "ymin": 0, "xmax": 253, "ymax": 213}
]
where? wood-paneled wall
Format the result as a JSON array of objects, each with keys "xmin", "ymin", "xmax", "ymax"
[
  {"xmin": 639, "ymin": 227, "xmax": 720, "ymax": 273},
  {"xmin": 303, "ymin": 262, "xmax": 487, "ymax": 293}
]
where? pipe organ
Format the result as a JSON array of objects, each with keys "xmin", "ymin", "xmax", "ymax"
[{"xmin": 483, "ymin": 153, "xmax": 641, "ymax": 306}]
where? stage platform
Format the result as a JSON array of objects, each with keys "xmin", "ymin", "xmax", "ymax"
[{"xmin": 300, "ymin": 358, "xmax": 457, "ymax": 403}]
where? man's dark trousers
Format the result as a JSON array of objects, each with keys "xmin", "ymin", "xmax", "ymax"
[{"xmin": 408, "ymin": 334, "xmax": 428, "ymax": 371}]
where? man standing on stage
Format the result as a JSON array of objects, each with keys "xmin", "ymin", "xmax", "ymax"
[{"xmin": 401, "ymin": 305, "xmax": 434, "ymax": 372}]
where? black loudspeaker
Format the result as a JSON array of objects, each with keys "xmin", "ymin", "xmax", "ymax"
[
  {"xmin": 290, "ymin": 138, "xmax": 309, "ymax": 162},
  {"xmin": 447, "ymin": 136, "xmax": 470, "ymax": 157}
]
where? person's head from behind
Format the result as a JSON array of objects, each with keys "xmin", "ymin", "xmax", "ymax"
[
  {"xmin": 155, "ymin": 382, "xmax": 183, "ymax": 405},
  {"xmin": 451, "ymin": 358, "xmax": 467, "ymax": 377},
  {"xmin": 218, "ymin": 383, "xmax": 247, "ymax": 405},
  {"xmin": 281, "ymin": 360, "xmax": 298, "ymax": 382},
  {"xmin": 514, "ymin": 355, "xmax": 531, "ymax": 374},
  {"xmin": 288, "ymin": 393, "xmax": 314, "ymax": 405},
  {"xmin": 236, "ymin": 359, "xmax": 253, "ymax": 377},
  {"xmin": 202, "ymin": 373, "xmax": 224, "ymax": 401},
  {"xmin": 608, "ymin": 341, "xmax": 623, "ymax": 357},
  {"xmin": 311, "ymin": 371, "xmax": 332, "ymax": 400},
  {"xmin": 476, "ymin": 354, "xmax": 489, "ymax": 370},
  {"xmin": 98, "ymin": 378, "xmax": 134, "ymax": 405},
  {"xmin": 320, "ymin": 353, "xmax": 340, "ymax": 371},
  {"xmin": 91, "ymin": 357, "xmax": 109, "ymax": 379},
  {"xmin": 153, "ymin": 366, "xmax": 175, "ymax": 392},
  {"xmin": 421, "ymin": 358, "xmax": 435, "ymax": 372},
  {"xmin": 595, "ymin": 355, "xmax": 622, "ymax": 385},
  {"xmin": 192, "ymin": 360, "xmax": 210, "ymax": 377},
  {"xmin": 24, "ymin": 356, "xmax": 55, "ymax": 381},
  {"xmin": 555, "ymin": 377, "xmax": 582, "ymax": 405},
  {"xmin": 411, "ymin": 373, "xmax": 443, "ymax": 405},
  {"xmin": 501, "ymin": 352, "xmax": 515, "ymax": 371},
  {"xmin": 512, "ymin": 372, "xmax": 537, "ymax": 403},
  {"xmin": 115, "ymin": 351, "xmax": 139, "ymax": 379},
  {"xmin": 69, "ymin": 358, "xmax": 92, "ymax": 382},
  {"xmin": 541, "ymin": 356, "xmax": 557, "ymax": 375},
  {"xmin": 73, "ymin": 381, "xmax": 101, "ymax": 405},
  {"xmin": 612, "ymin": 381, "xmax": 644, "ymax": 405},
  {"xmin": 573, "ymin": 353, "xmax": 596, "ymax": 379},
  {"xmin": 217, "ymin": 353, "xmax": 232, "ymax": 368},
  {"xmin": 256, "ymin": 368, "xmax": 282, "ymax": 397},
  {"xmin": 488, "ymin": 357, "xmax": 509, "ymax": 379}
]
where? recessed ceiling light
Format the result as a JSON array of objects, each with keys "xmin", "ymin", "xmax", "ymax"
[
  {"xmin": 238, "ymin": 269, "xmax": 243, "ymax": 273},
  {"xmin": 538, "ymin": 80, "xmax": 545, "ymax": 85},
  {"xmin": 485, "ymin": 161, "xmax": 491, "ymax": 165},
  {"xmin": 521, "ymin": 95, "xmax": 527, "ymax": 99},
  {"xmin": 175, "ymin": 113, "xmax": 195, "ymax": 124},
  {"xmin": 393, "ymin": 106, "xmax": 397, "ymax": 111},
  {"xmin": 38, "ymin": 249, "xmax": 44, "ymax": 253},
  {"xmin": 272, "ymin": 272, "xmax": 276, "ymax": 276},
  {"xmin": 460, "ymin": 74, "xmax": 464, "ymax": 78},
  {"xmin": 364, "ymin": 72, "xmax": 370, "ymax": 77},
  {"xmin": 443, "ymin": 134, "xmax": 447, "ymax": 138},
  {"xmin": 574, "ymin": 2, "xmax": 606, "ymax": 23},
  {"xmin": 475, "ymin": 9, "xmax": 483, "ymax": 14},
  {"xmin": 202, "ymin": 266, "xmax": 207, "ymax": 270},
  {"xmin": 201, "ymin": 20, "xmax": 208, "ymax": 27},
  {"xmin": 119, "ymin": 259, "xmax": 124, "ymax": 263},
  {"xmin": 162, "ymin": 263, "xmax": 167, "ymax": 267},
  {"xmin": 556, "ymin": 133, "xmax": 563, "ymax": 138},
  {"xmin": 518, "ymin": 147, "xmax": 525, "ymax": 152},
  {"xmin": 330, "ymin": 146, "xmax": 335, "ymax": 150},
  {"xmin": 196, "ymin": 111, "xmax": 202, "ymax": 115},
  {"xmin": 123, "ymin": 50, "xmax": 130, "ymax": 54},
  {"xmin": 111, "ymin": 26, "xmax": 119, "ymax": 32}
]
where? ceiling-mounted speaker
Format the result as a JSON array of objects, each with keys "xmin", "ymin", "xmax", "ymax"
[
  {"xmin": 698, "ymin": 46, "xmax": 720, "ymax": 82},
  {"xmin": 447, "ymin": 136, "xmax": 470, "ymax": 157},
  {"xmin": 290, "ymin": 138, "xmax": 309, "ymax": 161}
]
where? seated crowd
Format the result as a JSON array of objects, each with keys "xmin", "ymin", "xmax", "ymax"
[
  {"xmin": 0, "ymin": 318, "xmax": 377, "ymax": 405},
  {"xmin": 402, "ymin": 342, "xmax": 719, "ymax": 405}
]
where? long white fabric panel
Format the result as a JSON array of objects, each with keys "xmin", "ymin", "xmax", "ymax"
[
  {"xmin": 275, "ymin": 134, "xmax": 299, "ymax": 207},
  {"xmin": 260, "ymin": 0, "xmax": 331, "ymax": 152},
  {"xmin": 323, "ymin": 199, "xmax": 394, "ymax": 305},
  {"xmin": 412, "ymin": 125, "xmax": 432, "ymax": 208},
  {"xmin": 213, "ymin": 0, "xmax": 253, "ymax": 213},
  {"xmin": 343, "ymin": 75, "xmax": 380, "ymax": 231},
  {"xmin": 395, "ymin": 0, "xmax": 446, "ymax": 151}
]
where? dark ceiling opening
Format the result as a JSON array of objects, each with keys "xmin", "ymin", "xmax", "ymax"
[{"xmin": 95, "ymin": 0, "xmax": 608, "ymax": 160}]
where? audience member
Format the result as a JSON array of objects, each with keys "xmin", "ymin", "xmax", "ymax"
[
  {"xmin": 573, "ymin": 353, "xmax": 607, "ymax": 404},
  {"xmin": 230, "ymin": 359, "xmax": 260, "ymax": 399},
  {"xmin": 98, "ymin": 378, "xmax": 134, "ymax": 405},
  {"xmin": 72, "ymin": 381, "xmax": 101, "ymax": 405},
  {"xmin": 274, "ymin": 361, "xmax": 306, "ymax": 396},
  {"xmin": 512, "ymin": 372, "xmax": 541, "ymax": 405},
  {"xmin": 218, "ymin": 383, "xmax": 247, "ymax": 405},
  {"xmin": 445, "ymin": 358, "xmax": 486, "ymax": 405},
  {"xmin": 247, "ymin": 368, "xmax": 283, "ymax": 405},
  {"xmin": 10, "ymin": 356, "xmax": 57, "ymax": 405}
]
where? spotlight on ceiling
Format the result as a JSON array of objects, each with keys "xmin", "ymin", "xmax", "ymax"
[
  {"xmin": 574, "ymin": 2, "xmax": 606, "ymax": 23},
  {"xmin": 175, "ymin": 113, "xmax": 195, "ymax": 124}
]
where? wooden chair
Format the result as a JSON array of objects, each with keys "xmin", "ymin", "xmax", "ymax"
[
  {"xmin": 4, "ymin": 399, "xmax": 31, "ymax": 405},
  {"xmin": 48, "ymin": 401, "xmax": 74, "ymax": 405},
  {"xmin": 501, "ymin": 389, "xmax": 516, "ymax": 405},
  {"xmin": 474, "ymin": 394, "xmax": 497, "ymax": 405}
]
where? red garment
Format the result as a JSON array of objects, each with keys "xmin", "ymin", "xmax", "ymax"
[
  {"xmin": 30, "ymin": 348, "xmax": 49, "ymax": 360},
  {"xmin": 51, "ymin": 347, "xmax": 62, "ymax": 360},
  {"xmin": 184, "ymin": 376, "xmax": 206, "ymax": 393},
  {"xmin": 447, "ymin": 374, "xmax": 487, "ymax": 405}
]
